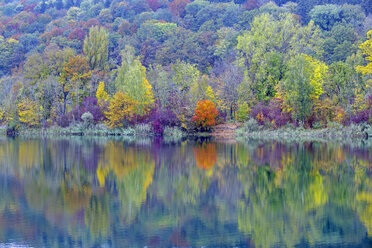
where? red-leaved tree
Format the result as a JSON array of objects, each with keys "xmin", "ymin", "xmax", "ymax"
[{"xmin": 192, "ymin": 100, "xmax": 218, "ymax": 131}]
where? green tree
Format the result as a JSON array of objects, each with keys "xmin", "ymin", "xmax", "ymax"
[
  {"xmin": 282, "ymin": 54, "xmax": 327, "ymax": 124},
  {"xmin": 236, "ymin": 13, "xmax": 322, "ymax": 101},
  {"xmin": 83, "ymin": 26, "xmax": 109, "ymax": 71},
  {"xmin": 115, "ymin": 46, "xmax": 154, "ymax": 117}
]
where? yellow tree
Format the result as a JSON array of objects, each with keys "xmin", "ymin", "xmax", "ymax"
[
  {"xmin": 104, "ymin": 91, "xmax": 137, "ymax": 128},
  {"xmin": 356, "ymin": 30, "xmax": 372, "ymax": 84},
  {"xmin": 17, "ymin": 98, "xmax": 41, "ymax": 127},
  {"xmin": 96, "ymin": 81, "xmax": 109, "ymax": 107}
]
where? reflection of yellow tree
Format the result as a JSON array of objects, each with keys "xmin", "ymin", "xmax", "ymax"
[
  {"xmin": 97, "ymin": 141, "xmax": 155, "ymax": 223},
  {"xmin": 193, "ymin": 143, "xmax": 217, "ymax": 170},
  {"xmin": 356, "ymin": 177, "xmax": 372, "ymax": 237},
  {"xmin": 18, "ymin": 140, "xmax": 42, "ymax": 169},
  {"xmin": 306, "ymin": 171, "xmax": 328, "ymax": 210}
]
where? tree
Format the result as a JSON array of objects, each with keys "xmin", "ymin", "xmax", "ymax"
[
  {"xmin": 17, "ymin": 98, "xmax": 41, "ymax": 127},
  {"xmin": 236, "ymin": 13, "xmax": 322, "ymax": 102},
  {"xmin": 309, "ymin": 4, "xmax": 342, "ymax": 31},
  {"xmin": 310, "ymin": 4, "xmax": 365, "ymax": 31},
  {"xmin": 356, "ymin": 30, "xmax": 372, "ymax": 83},
  {"xmin": 96, "ymin": 81, "xmax": 109, "ymax": 107},
  {"xmin": 192, "ymin": 100, "xmax": 218, "ymax": 130},
  {"xmin": 282, "ymin": 54, "xmax": 327, "ymax": 124},
  {"xmin": 115, "ymin": 46, "xmax": 154, "ymax": 118},
  {"xmin": 104, "ymin": 91, "xmax": 137, "ymax": 128},
  {"xmin": 169, "ymin": 0, "xmax": 191, "ymax": 17},
  {"xmin": 328, "ymin": 61, "xmax": 356, "ymax": 116},
  {"xmin": 60, "ymin": 55, "xmax": 91, "ymax": 114},
  {"xmin": 83, "ymin": 26, "xmax": 109, "ymax": 71}
]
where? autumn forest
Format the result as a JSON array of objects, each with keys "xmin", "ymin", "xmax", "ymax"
[{"xmin": 0, "ymin": 0, "xmax": 371, "ymax": 135}]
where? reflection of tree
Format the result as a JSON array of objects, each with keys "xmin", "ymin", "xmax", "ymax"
[
  {"xmin": 18, "ymin": 139, "xmax": 43, "ymax": 169},
  {"xmin": 84, "ymin": 195, "xmax": 110, "ymax": 238},
  {"xmin": 192, "ymin": 143, "xmax": 217, "ymax": 170},
  {"xmin": 98, "ymin": 141, "xmax": 155, "ymax": 224},
  {"xmin": 237, "ymin": 144, "xmax": 369, "ymax": 248},
  {"xmin": 0, "ymin": 138, "xmax": 371, "ymax": 246},
  {"xmin": 356, "ymin": 177, "xmax": 372, "ymax": 237}
]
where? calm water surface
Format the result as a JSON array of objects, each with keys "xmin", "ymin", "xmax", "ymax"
[{"xmin": 0, "ymin": 137, "xmax": 371, "ymax": 247}]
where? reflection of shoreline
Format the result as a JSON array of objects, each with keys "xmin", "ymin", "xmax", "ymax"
[{"xmin": 236, "ymin": 127, "xmax": 369, "ymax": 143}]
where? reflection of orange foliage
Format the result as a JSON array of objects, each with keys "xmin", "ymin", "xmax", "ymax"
[{"xmin": 193, "ymin": 143, "xmax": 217, "ymax": 170}]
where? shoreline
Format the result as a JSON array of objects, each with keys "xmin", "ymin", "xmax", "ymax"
[{"xmin": 3, "ymin": 124, "xmax": 372, "ymax": 143}]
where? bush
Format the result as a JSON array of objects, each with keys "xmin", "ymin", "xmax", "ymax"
[
  {"xmin": 70, "ymin": 97, "xmax": 105, "ymax": 123},
  {"xmin": 57, "ymin": 114, "xmax": 70, "ymax": 127},
  {"xmin": 81, "ymin": 112, "xmax": 94, "ymax": 129},
  {"xmin": 327, "ymin": 121, "xmax": 343, "ymax": 130},
  {"xmin": 250, "ymin": 99, "xmax": 291, "ymax": 127},
  {"xmin": 149, "ymin": 104, "xmax": 178, "ymax": 135},
  {"xmin": 163, "ymin": 126, "xmax": 185, "ymax": 137},
  {"xmin": 240, "ymin": 118, "xmax": 263, "ymax": 133},
  {"xmin": 351, "ymin": 110, "xmax": 371, "ymax": 124},
  {"xmin": 134, "ymin": 123, "xmax": 152, "ymax": 135},
  {"xmin": 6, "ymin": 120, "xmax": 20, "ymax": 136},
  {"xmin": 312, "ymin": 121, "xmax": 322, "ymax": 129}
]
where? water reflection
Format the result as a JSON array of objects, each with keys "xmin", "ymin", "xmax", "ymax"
[{"xmin": 0, "ymin": 137, "xmax": 371, "ymax": 247}]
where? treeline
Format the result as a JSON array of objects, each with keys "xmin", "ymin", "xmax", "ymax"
[{"xmin": 0, "ymin": 0, "xmax": 371, "ymax": 134}]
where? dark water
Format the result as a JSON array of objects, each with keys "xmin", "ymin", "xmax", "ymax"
[{"xmin": 0, "ymin": 137, "xmax": 371, "ymax": 247}]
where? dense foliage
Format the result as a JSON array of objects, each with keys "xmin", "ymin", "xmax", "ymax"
[{"xmin": 0, "ymin": 0, "xmax": 371, "ymax": 133}]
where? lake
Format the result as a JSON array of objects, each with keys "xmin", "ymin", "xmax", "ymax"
[{"xmin": 0, "ymin": 137, "xmax": 371, "ymax": 247}]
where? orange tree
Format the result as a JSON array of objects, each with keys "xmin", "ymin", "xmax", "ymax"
[{"xmin": 192, "ymin": 100, "xmax": 218, "ymax": 131}]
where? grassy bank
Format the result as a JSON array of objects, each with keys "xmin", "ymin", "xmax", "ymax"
[
  {"xmin": 236, "ymin": 119, "xmax": 370, "ymax": 142},
  {"xmin": 5, "ymin": 119, "xmax": 372, "ymax": 144},
  {"xmin": 7, "ymin": 123, "xmax": 186, "ymax": 140}
]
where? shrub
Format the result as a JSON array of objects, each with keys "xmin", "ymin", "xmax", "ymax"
[
  {"xmin": 312, "ymin": 121, "xmax": 322, "ymax": 129},
  {"xmin": 250, "ymin": 102, "xmax": 269, "ymax": 125},
  {"xmin": 327, "ymin": 121, "xmax": 343, "ymax": 130},
  {"xmin": 250, "ymin": 99, "xmax": 291, "ymax": 127},
  {"xmin": 134, "ymin": 123, "xmax": 152, "ymax": 135},
  {"xmin": 81, "ymin": 112, "xmax": 94, "ymax": 129},
  {"xmin": 70, "ymin": 97, "xmax": 105, "ymax": 123},
  {"xmin": 6, "ymin": 120, "xmax": 20, "ymax": 136},
  {"xmin": 149, "ymin": 103, "xmax": 178, "ymax": 135},
  {"xmin": 240, "ymin": 118, "xmax": 262, "ymax": 133},
  {"xmin": 268, "ymin": 98, "xmax": 291, "ymax": 127},
  {"xmin": 351, "ymin": 110, "xmax": 371, "ymax": 124},
  {"xmin": 192, "ymin": 100, "xmax": 218, "ymax": 131},
  {"xmin": 163, "ymin": 126, "xmax": 185, "ymax": 137},
  {"xmin": 57, "ymin": 114, "xmax": 70, "ymax": 127}
]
